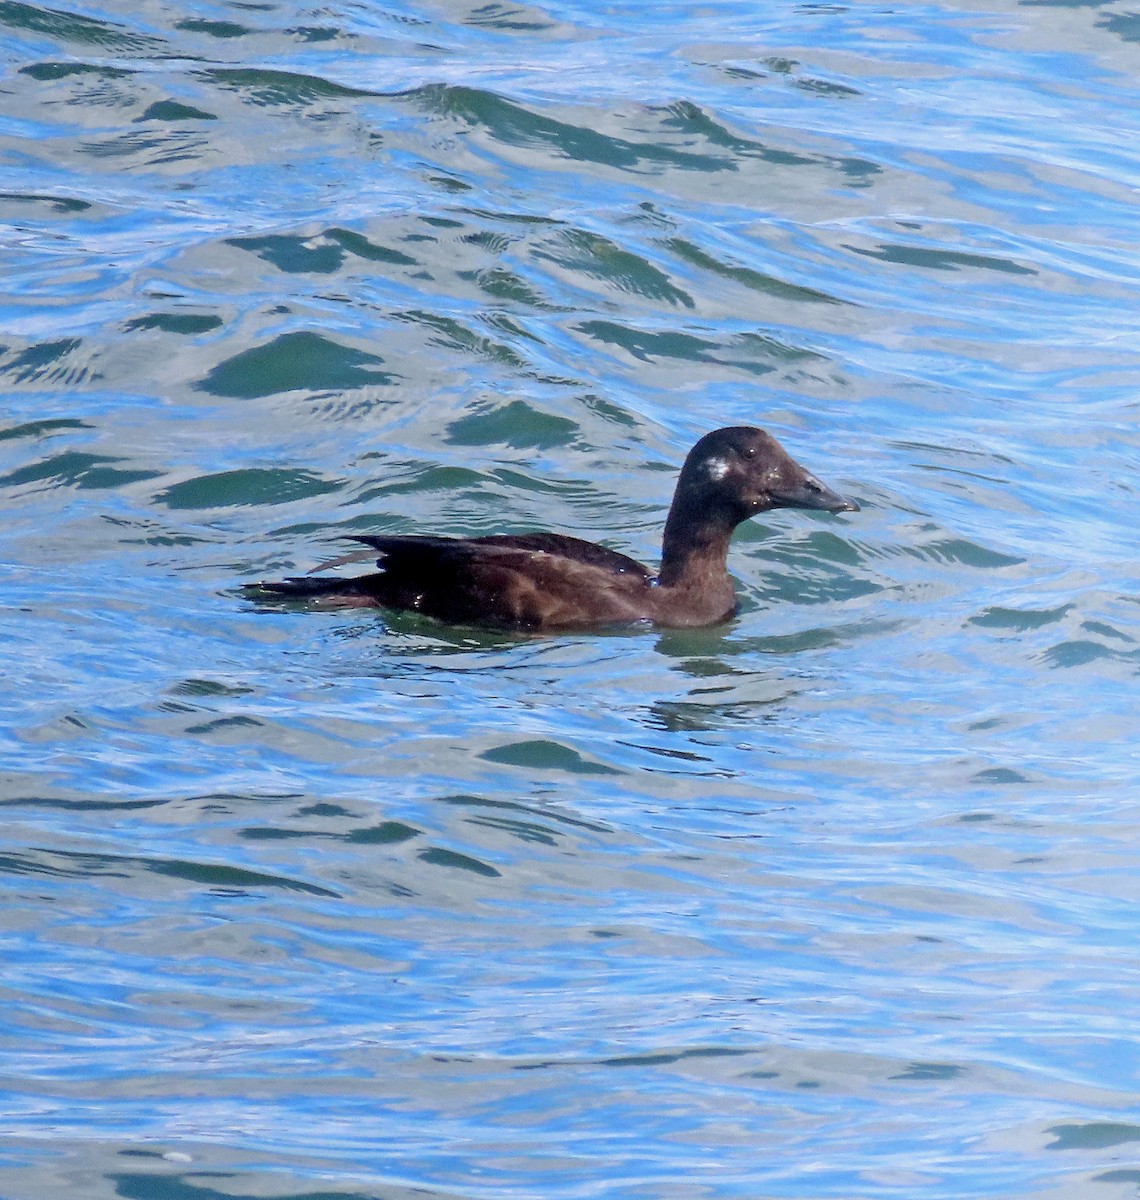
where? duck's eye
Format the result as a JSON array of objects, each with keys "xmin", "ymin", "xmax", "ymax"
[{"xmin": 743, "ymin": 445, "xmax": 756, "ymax": 459}]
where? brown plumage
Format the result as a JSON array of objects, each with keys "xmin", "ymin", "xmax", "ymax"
[{"xmin": 245, "ymin": 426, "xmax": 858, "ymax": 632}]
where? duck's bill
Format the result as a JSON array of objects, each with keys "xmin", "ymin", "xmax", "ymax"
[{"xmin": 772, "ymin": 472, "xmax": 860, "ymax": 513}]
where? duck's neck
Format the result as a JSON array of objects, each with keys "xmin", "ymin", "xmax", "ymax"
[{"xmin": 658, "ymin": 500, "xmax": 735, "ymax": 590}]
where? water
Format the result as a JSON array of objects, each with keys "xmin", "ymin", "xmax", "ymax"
[{"xmin": 2, "ymin": 0, "xmax": 1139, "ymax": 1196}]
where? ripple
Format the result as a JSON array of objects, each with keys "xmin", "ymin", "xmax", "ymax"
[
  {"xmin": 197, "ymin": 332, "xmax": 396, "ymax": 399},
  {"xmin": 407, "ymin": 83, "xmax": 737, "ymax": 174},
  {"xmin": 534, "ymin": 227, "xmax": 694, "ymax": 307},
  {"xmin": 19, "ymin": 60, "xmax": 134, "ymax": 81},
  {"xmin": 845, "ymin": 240, "xmax": 1038, "ymax": 276},
  {"xmin": 124, "ymin": 312, "xmax": 222, "ymax": 335},
  {"xmin": 0, "ymin": 451, "xmax": 158, "ymax": 492},
  {"xmin": 0, "ymin": 846, "xmax": 339, "ymax": 897},
  {"xmin": 0, "ymin": 417, "xmax": 90, "ymax": 441},
  {"xmin": 446, "ymin": 399, "xmax": 577, "ymax": 449},
  {"xmin": 0, "ymin": 0, "xmax": 167, "ymax": 54},
  {"xmin": 970, "ymin": 603, "xmax": 1072, "ymax": 631},
  {"xmin": 0, "ymin": 338, "xmax": 87, "ymax": 386},
  {"xmin": 175, "ymin": 17, "xmax": 249, "ymax": 40},
  {"xmin": 134, "ymin": 99, "xmax": 217, "ymax": 123},
  {"xmin": 417, "ymin": 846, "xmax": 501, "ymax": 877},
  {"xmin": 1048, "ymin": 1122, "xmax": 1140, "ymax": 1151},
  {"xmin": 202, "ymin": 66, "xmax": 375, "ymax": 106},
  {"xmin": 665, "ymin": 236, "xmax": 844, "ymax": 305},
  {"xmin": 577, "ymin": 318, "xmax": 813, "ymax": 372},
  {"xmin": 479, "ymin": 739, "xmax": 623, "ymax": 776},
  {"xmin": 157, "ymin": 468, "xmax": 343, "ymax": 510},
  {"xmin": 393, "ymin": 310, "xmax": 525, "ymax": 367}
]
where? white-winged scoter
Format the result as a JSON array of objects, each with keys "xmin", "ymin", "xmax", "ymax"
[{"xmin": 246, "ymin": 426, "xmax": 858, "ymax": 631}]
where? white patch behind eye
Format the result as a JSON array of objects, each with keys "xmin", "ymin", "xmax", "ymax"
[{"xmin": 705, "ymin": 456, "xmax": 729, "ymax": 481}]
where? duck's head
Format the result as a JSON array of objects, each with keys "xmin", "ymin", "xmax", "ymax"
[{"xmin": 676, "ymin": 426, "xmax": 859, "ymax": 523}]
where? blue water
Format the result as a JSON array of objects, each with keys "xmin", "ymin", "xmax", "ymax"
[{"xmin": 2, "ymin": 1, "xmax": 1140, "ymax": 1196}]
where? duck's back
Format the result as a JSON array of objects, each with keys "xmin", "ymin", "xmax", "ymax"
[{"xmin": 345, "ymin": 532, "xmax": 656, "ymax": 630}]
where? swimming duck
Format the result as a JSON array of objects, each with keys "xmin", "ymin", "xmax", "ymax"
[{"xmin": 246, "ymin": 426, "xmax": 858, "ymax": 631}]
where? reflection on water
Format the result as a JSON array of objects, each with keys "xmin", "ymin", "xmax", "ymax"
[{"xmin": 2, "ymin": 0, "xmax": 1140, "ymax": 1197}]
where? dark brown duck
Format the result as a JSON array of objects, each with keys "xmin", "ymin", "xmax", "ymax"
[{"xmin": 246, "ymin": 426, "xmax": 858, "ymax": 631}]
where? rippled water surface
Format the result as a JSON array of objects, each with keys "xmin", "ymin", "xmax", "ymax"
[{"xmin": 3, "ymin": 0, "xmax": 1140, "ymax": 1196}]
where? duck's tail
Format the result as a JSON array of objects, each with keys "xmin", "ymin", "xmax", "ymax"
[{"xmin": 242, "ymin": 576, "xmax": 379, "ymax": 608}]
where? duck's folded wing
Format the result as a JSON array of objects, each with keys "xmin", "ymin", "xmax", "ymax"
[
  {"xmin": 354, "ymin": 532, "xmax": 650, "ymax": 578},
  {"xmin": 348, "ymin": 533, "xmax": 654, "ymax": 628},
  {"xmin": 246, "ymin": 533, "xmax": 655, "ymax": 629}
]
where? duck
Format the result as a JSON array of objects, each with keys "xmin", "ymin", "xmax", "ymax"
[{"xmin": 245, "ymin": 426, "xmax": 858, "ymax": 631}]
